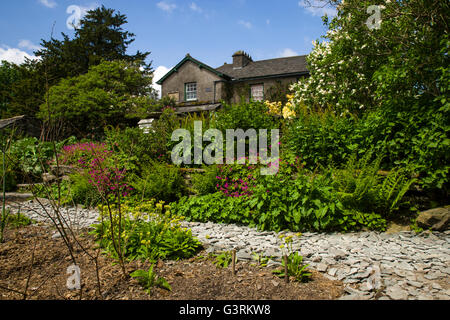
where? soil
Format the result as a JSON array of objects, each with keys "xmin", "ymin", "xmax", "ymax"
[{"xmin": 0, "ymin": 223, "xmax": 344, "ymax": 300}]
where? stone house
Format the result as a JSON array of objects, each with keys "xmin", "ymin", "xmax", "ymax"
[{"xmin": 156, "ymin": 51, "xmax": 309, "ymax": 107}]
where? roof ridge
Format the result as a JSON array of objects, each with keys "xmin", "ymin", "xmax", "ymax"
[{"xmin": 251, "ymin": 55, "xmax": 307, "ymax": 63}]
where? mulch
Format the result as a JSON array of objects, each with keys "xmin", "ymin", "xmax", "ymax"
[{"xmin": 0, "ymin": 224, "xmax": 344, "ymax": 300}]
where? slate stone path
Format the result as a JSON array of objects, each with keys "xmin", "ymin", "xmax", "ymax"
[{"xmin": 6, "ymin": 200, "xmax": 450, "ymax": 300}]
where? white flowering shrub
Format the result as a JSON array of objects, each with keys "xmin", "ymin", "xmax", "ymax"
[
  {"xmin": 288, "ymin": 0, "xmax": 449, "ymax": 193},
  {"xmin": 291, "ymin": 0, "xmax": 448, "ymax": 115}
]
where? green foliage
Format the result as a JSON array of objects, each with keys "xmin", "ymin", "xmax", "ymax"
[
  {"xmin": 212, "ymin": 251, "xmax": 233, "ymax": 268},
  {"xmin": 272, "ymin": 252, "xmax": 311, "ymax": 283},
  {"xmin": 8, "ymin": 137, "xmax": 77, "ymax": 182},
  {"xmin": 288, "ymin": 0, "xmax": 449, "ymax": 195},
  {"xmin": 130, "ymin": 162, "xmax": 187, "ymax": 202},
  {"xmin": 273, "ymin": 234, "xmax": 311, "ymax": 282},
  {"xmin": 4, "ymin": 59, "xmax": 45, "ymax": 118},
  {"xmin": 171, "ymin": 193, "xmax": 253, "ymax": 227},
  {"xmin": 292, "ymin": 0, "xmax": 448, "ymax": 115},
  {"xmin": 0, "ymin": 159, "xmax": 17, "ymax": 192},
  {"xmin": 91, "ymin": 200, "xmax": 201, "ymax": 262},
  {"xmin": 191, "ymin": 166, "xmax": 220, "ymax": 196},
  {"xmin": 0, "ymin": 61, "xmax": 21, "ymax": 118},
  {"xmin": 353, "ymin": 106, "xmax": 449, "ymax": 194},
  {"xmin": 283, "ymin": 108, "xmax": 357, "ymax": 170},
  {"xmin": 331, "ymin": 153, "xmax": 416, "ymax": 217},
  {"xmin": 171, "ymin": 154, "xmax": 414, "ymax": 233},
  {"xmin": 69, "ymin": 173, "xmax": 102, "ymax": 208},
  {"xmin": 39, "ymin": 60, "xmax": 154, "ymax": 138},
  {"xmin": 130, "ymin": 265, "xmax": 171, "ymax": 295},
  {"xmin": 8, "ymin": 6, "xmax": 151, "ymax": 119},
  {"xmin": 5, "ymin": 212, "xmax": 33, "ymax": 228},
  {"xmin": 213, "ymin": 100, "xmax": 279, "ymax": 131},
  {"xmin": 251, "ymin": 253, "xmax": 273, "ymax": 268}
]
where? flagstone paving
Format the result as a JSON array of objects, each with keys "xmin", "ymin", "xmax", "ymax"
[{"xmin": 7, "ymin": 200, "xmax": 450, "ymax": 300}]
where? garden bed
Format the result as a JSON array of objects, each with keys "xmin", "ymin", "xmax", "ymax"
[{"xmin": 0, "ymin": 224, "xmax": 343, "ymax": 300}]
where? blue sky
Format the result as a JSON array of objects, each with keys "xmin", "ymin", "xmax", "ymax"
[{"xmin": 0, "ymin": 0, "xmax": 335, "ymax": 92}]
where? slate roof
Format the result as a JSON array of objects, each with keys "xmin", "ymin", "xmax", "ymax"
[
  {"xmin": 215, "ymin": 55, "xmax": 309, "ymax": 81},
  {"xmin": 156, "ymin": 54, "xmax": 231, "ymax": 85}
]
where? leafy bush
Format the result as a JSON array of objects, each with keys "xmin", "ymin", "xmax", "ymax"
[
  {"xmin": 171, "ymin": 192, "xmax": 253, "ymax": 226},
  {"xmin": 69, "ymin": 173, "xmax": 102, "ymax": 208},
  {"xmin": 0, "ymin": 160, "xmax": 17, "ymax": 192},
  {"xmin": 171, "ymin": 155, "xmax": 417, "ymax": 233},
  {"xmin": 212, "ymin": 251, "xmax": 233, "ymax": 268},
  {"xmin": 191, "ymin": 165, "xmax": 220, "ymax": 196},
  {"xmin": 8, "ymin": 136, "xmax": 77, "ymax": 182},
  {"xmin": 91, "ymin": 200, "xmax": 202, "ymax": 262},
  {"xmin": 352, "ymin": 106, "xmax": 449, "ymax": 195},
  {"xmin": 130, "ymin": 162, "xmax": 187, "ymax": 202},
  {"xmin": 330, "ymin": 153, "xmax": 416, "ymax": 217},
  {"xmin": 213, "ymin": 100, "xmax": 280, "ymax": 131},
  {"xmin": 283, "ymin": 108, "xmax": 357, "ymax": 170},
  {"xmin": 283, "ymin": 104, "xmax": 449, "ymax": 197}
]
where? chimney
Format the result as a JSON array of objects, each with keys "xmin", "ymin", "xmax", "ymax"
[{"xmin": 232, "ymin": 50, "xmax": 252, "ymax": 69}]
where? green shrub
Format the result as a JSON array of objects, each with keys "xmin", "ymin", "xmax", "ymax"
[
  {"xmin": 0, "ymin": 161, "xmax": 17, "ymax": 192},
  {"xmin": 10, "ymin": 136, "xmax": 77, "ymax": 182},
  {"xmin": 330, "ymin": 153, "xmax": 416, "ymax": 217},
  {"xmin": 171, "ymin": 192, "xmax": 253, "ymax": 226},
  {"xmin": 283, "ymin": 108, "xmax": 357, "ymax": 170},
  {"xmin": 130, "ymin": 161, "xmax": 187, "ymax": 202},
  {"xmin": 92, "ymin": 200, "xmax": 202, "ymax": 262},
  {"xmin": 213, "ymin": 100, "xmax": 280, "ymax": 131},
  {"xmin": 191, "ymin": 165, "xmax": 220, "ymax": 195},
  {"xmin": 283, "ymin": 105, "xmax": 449, "ymax": 197},
  {"xmin": 353, "ymin": 106, "xmax": 449, "ymax": 195},
  {"xmin": 69, "ymin": 173, "xmax": 102, "ymax": 208},
  {"xmin": 171, "ymin": 160, "xmax": 403, "ymax": 233}
]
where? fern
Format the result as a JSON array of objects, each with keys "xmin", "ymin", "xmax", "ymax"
[{"xmin": 333, "ymin": 151, "xmax": 414, "ymax": 216}]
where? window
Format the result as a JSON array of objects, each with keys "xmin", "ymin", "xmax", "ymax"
[
  {"xmin": 185, "ymin": 82, "xmax": 197, "ymax": 101},
  {"xmin": 250, "ymin": 84, "xmax": 264, "ymax": 102}
]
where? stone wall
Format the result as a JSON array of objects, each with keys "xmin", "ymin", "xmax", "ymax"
[{"xmin": 161, "ymin": 60, "xmax": 224, "ymax": 104}]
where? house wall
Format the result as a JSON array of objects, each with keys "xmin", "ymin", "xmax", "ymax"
[
  {"xmin": 228, "ymin": 76, "xmax": 301, "ymax": 104},
  {"xmin": 161, "ymin": 61, "xmax": 223, "ymax": 104}
]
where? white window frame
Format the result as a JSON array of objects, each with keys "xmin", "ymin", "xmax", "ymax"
[{"xmin": 185, "ymin": 82, "xmax": 197, "ymax": 101}]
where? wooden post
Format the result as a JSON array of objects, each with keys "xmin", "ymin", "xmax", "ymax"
[
  {"xmin": 232, "ymin": 249, "xmax": 236, "ymax": 276},
  {"xmin": 284, "ymin": 255, "xmax": 289, "ymax": 284}
]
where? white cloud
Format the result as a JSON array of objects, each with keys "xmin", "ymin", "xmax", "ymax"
[
  {"xmin": 266, "ymin": 19, "xmax": 270, "ymax": 25},
  {"xmin": 39, "ymin": 0, "xmax": 57, "ymax": 8},
  {"xmin": 189, "ymin": 2, "xmax": 202, "ymax": 13},
  {"xmin": 152, "ymin": 66, "xmax": 171, "ymax": 98},
  {"xmin": 157, "ymin": 1, "xmax": 177, "ymax": 13},
  {"xmin": 0, "ymin": 46, "xmax": 36, "ymax": 65},
  {"xmin": 298, "ymin": 0, "xmax": 337, "ymax": 17},
  {"xmin": 238, "ymin": 20, "xmax": 252, "ymax": 29},
  {"xmin": 279, "ymin": 48, "xmax": 299, "ymax": 58},
  {"xmin": 18, "ymin": 40, "xmax": 41, "ymax": 52}
]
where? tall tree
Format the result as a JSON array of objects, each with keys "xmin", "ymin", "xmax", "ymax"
[
  {"xmin": 0, "ymin": 61, "xmax": 21, "ymax": 118},
  {"xmin": 39, "ymin": 60, "xmax": 154, "ymax": 138},
  {"xmin": 8, "ymin": 6, "xmax": 152, "ymax": 118}
]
